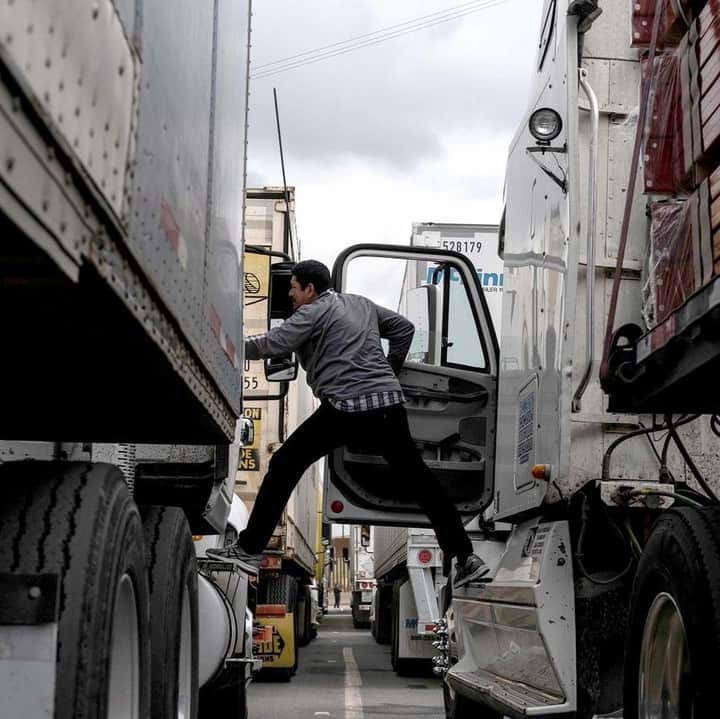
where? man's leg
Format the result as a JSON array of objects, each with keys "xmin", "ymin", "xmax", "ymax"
[
  {"xmin": 373, "ymin": 404, "xmax": 489, "ymax": 586},
  {"xmin": 237, "ymin": 402, "xmax": 346, "ymax": 553}
]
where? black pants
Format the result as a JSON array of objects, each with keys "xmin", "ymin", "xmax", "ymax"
[{"xmin": 238, "ymin": 401, "xmax": 473, "ymax": 562}]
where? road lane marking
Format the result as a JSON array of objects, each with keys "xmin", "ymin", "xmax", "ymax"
[{"xmin": 343, "ymin": 647, "xmax": 363, "ymax": 719}]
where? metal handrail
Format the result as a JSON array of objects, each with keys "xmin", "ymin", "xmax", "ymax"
[{"xmin": 573, "ymin": 68, "xmax": 600, "ymax": 412}]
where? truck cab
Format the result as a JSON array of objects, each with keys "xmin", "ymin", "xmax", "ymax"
[{"xmin": 282, "ymin": 2, "xmax": 720, "ymax": 717}]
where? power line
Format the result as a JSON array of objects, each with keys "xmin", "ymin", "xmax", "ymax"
[
  {"xmin": 253, "ymin": 0, "xmax": 494, "ymax": 71},
  {"xmin": 251, "ymin": 0, "xmax": 507, "ymax": 79},
  {"xmin": 250, "ymin": 0, "xmax": 510, "ymax": 81}
]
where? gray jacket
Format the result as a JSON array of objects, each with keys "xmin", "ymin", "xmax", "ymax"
[{"xmin": 245, "ymin": 291, "xmax": 414, "ymax": 402}]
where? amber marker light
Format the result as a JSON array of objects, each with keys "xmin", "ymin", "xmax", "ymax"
[{"xmin": 532, "ymin": 464, "xmax": 550, "ymax": 480}]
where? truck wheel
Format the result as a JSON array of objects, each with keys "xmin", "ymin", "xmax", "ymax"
[
  {"xmin": 141, "ymin": 507, "xmax": 198, "ymax": 719},
  {"xmin": 0, "ymin": 461, "xmax": 150, "ymax": 719},
  {"xmin": 199, "ymin": 666, "xmax": 247, "ymax": 719},
  {"xmin": 375, "ymin": 583, "xmax": 392, "ymax": 644},
  {"xmin": 624, "ymin": 506, "xmax": 720, "ymax": 719},
  {"xmin": 390, "ymin": 578, "xmax": 413, "ymax": 676},
  {"xmin": 296, "ymin": 584, "xmax": 311, "ymax": 647},
  {"xmin": 443, "ymin": 684, "xmax": 502, "ymax": 719}
]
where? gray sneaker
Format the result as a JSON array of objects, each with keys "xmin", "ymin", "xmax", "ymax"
[
  {"xmin": 454, "ymin": 554, "xmax": 490, "ymax": 588},
  {"xmin": 206, "ymin": 544, "xmax": 262, "ymax": 574}
]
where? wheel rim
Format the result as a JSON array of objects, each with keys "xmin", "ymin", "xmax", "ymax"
[
  {"xmin": 177, "ymin": 586, "xmax": 193, "ymax": 719},
  {"xmin": 638, "ymin": 592, "xmax": 692, "ymax": 719},
  {"xmin": 108, "ymin": 573, "xmax": 141, "ymax": 719}
]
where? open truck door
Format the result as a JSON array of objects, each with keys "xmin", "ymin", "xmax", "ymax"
[{"xmin": 323, "ymin": 244, "xmax": 499, "ymax": 526}]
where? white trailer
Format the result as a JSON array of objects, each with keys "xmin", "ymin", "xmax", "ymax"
[
  {"xmin": 0, "ymin": 2, "xmax": 266, "ymax": 717},
  {"xmin": 371, "ymin": 527, "xmax": 444, "ymax": 675}
]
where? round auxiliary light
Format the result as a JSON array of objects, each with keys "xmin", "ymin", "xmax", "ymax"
[
  {"xmin": 418, "ymin": 549, "xmax": 433, "ymax": 565},
  {"xmin": 330, "ymin": 500, "xmax": 344, "ymax": 514},
  {"xmin": 529, "ymin": 108, "xmax": 562, "ymax": 142}
]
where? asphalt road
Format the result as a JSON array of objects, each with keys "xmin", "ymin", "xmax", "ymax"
[{"xmin": 248, "ymin": 609, "xmax": 445, "ymax": 719}]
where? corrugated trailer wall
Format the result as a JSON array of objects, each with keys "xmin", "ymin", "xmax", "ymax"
[
  {"xmin": 0, "ymin": 0, "xmax": 251, "ymax": 442},
  {"xmin": 374, "ymin": 525, "xmax": 411, "ymax": 579}
]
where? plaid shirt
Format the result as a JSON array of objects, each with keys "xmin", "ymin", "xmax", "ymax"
[{"xmin": 329, "ymin": 390, "xmax": 405, "ymax": 413}]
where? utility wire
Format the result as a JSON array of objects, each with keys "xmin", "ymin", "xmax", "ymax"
[
  {"xmin": 251, "ymin": 0, "xmax": 510, "ymax": 80},
  {"xmin": 252, "ymin": 0, "xmax": 506, "ymax": 79},
  {"xmin": 253, "ymin": 0, "xmax": 497, "ymax": 71}
]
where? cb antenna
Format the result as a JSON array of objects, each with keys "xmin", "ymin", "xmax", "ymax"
[{"xmin": 273, "ymin": 87, "xmax": 296, "ymax": 257}]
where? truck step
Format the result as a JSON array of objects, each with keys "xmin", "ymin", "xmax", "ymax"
[{"xmin": 448, "ymin": 667, "xmax": 570, "ymax": 715}]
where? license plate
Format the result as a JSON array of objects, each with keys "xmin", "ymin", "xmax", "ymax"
[{"xmin": 359, "ymin": 604, "xmax": 371, "ymax": 611}]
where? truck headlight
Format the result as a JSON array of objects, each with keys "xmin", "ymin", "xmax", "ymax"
[{"xmin": 529, "ymin": 108, "xmax": 562, "ymax": 143}]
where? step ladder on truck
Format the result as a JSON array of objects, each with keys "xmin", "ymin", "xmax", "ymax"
[
  {"xmin": 0, "ymin": 2, "xmax": 273, "ymax": 717},
  {"xmin": 265, "ymin": 1, "xmax": 720, "ymax": 715}
]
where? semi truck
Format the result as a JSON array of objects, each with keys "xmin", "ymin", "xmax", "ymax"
[
  {"xmin": 239, "ymin": 187, "xmax": 321, "ymax": 679},
  {"xmin": 371, "ymin": 527, "xmax": 443, "ymax": 675},
  {"xmin": 264, "ymin": 0, "xmax": 720, "ymax": 716},
  {"xmin": 349, "ymin": 524, "xmax": 375, "ymax": 628},
  {"xmin": 0, "ymin": 2, "xmax": 267, "ymax": 717},
  {"xmin": 368, "ymin": 222, "xmax": 503, "ymax": 676}
]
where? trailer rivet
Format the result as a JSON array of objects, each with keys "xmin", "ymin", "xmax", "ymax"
[{"xmin": 28, "ymin": 586, "xmax": 42, "ymax": 600}]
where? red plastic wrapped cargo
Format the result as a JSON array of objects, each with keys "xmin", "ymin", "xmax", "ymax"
[
  {"xmin": 642, "ymin": 52, "xmax": 684, "ymax": 192},
  {"xmin": 631, "ymin": 0, "xmax": 693, "ymax": 48},
  {"xmin": 644, "ymin": 200, "xmax": 695, "ymax": 326}
]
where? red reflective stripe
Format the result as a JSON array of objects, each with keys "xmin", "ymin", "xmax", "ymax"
[
  {"xmin": 160, "ymin": 198, "xmax": 181, "ymax": 253},
  {"xmin": 209, "ymin": 305, "xmax": 221, "ymax": 336}
]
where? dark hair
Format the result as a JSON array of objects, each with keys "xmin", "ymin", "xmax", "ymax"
[{"xmin": 292, "ymin": 259, "xmax": 332, "ymax": 294}]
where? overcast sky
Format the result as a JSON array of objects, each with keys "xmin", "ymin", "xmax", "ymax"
[{"xmin": 247, "ymin": 0, "xmax": 544, "ymax": 271}]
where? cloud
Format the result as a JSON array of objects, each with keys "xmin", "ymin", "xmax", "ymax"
[
  {"xmin": 244, "ymin": 1, "xmax": 545, "ymax": 269},
  {"xmin": 248, "ymin": 1, "xmax": 543, "ymax": 173}
]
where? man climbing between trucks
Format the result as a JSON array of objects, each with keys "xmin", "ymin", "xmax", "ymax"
[{"xmin": 208, "ymin": 260, "xmax": 488, "ymax": 588}]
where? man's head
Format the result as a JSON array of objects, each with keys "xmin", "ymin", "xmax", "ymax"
[{"xmin": 289, "ymin": 259, "xmax": 332, "ymax": 310}]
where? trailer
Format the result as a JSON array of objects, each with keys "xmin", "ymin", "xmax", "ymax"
[
  {"xmin": 0, "ymin": 2, "xmax": 264, "ymax": 717},
  {"xmin": 371, "ymin": 526, "xmax": 443, "ymax": 675},
  {"xmin": 239, "ymin": 187, "xmax": 321, "ymax": 680}
]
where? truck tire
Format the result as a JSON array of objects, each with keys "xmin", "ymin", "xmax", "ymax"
[
  {"xmin": 141, "ymin": 507, "xmax": 198, "ymax": 719},
  {"xmin": 199, "ymin": 666, "xmax": 247, "ymax": 719},
  {"xmin": 390, "ymin": 578, "xmax": 414, "ymax": 676},
  {"xmin": 375, "ymin": 583, "xmax": 392, "ymax": 645},
  {"xmin": 624, "ymin": 506, "xmax": 720, "ymax": 719},
  {"xmin": 0, "ymin": 461, "xmax": 150, "ymax": 719},
  {"xmin": 297, "ymin": 583, "xmax": 313, "ymax": 647}
]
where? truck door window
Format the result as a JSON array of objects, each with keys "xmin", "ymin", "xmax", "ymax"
[
  {"xmin": 343, "ymin": 255, "xmax": 487, "ymax": 372},
  {"xmin": 445, "ymin": 269, "xmax": 487, "ymax": 370}
]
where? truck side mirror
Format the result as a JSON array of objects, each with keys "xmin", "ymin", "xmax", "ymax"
[
  {"xmin": 269, "ymin": 261, "xmax": 295, "ymax": 320},
  {"xmin": 264, "ymin": 354, "xmax": 298, "ymax": 382}
]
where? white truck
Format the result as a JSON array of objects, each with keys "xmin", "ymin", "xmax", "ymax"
[
  {"xmin": 240, "ymin": 187, "xmax": 321, "ymax": 679},
  {"xmin": 0, "ymin": 2, "xmax": 266, "ymax": 717},
  {"xmin": 369, "ymin": 222, "xmax": 503, "ymax": 676},
  {"xmin": 349, "ymin": 524, "xmax": 375, "ymax": 628},
  {"xmin": 371, "ymin": 527, "xmax": 444, "ymax": 675},
  {"xmin": 273, "ymin": 0, "xmax": 720, "ymax": 716}
]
